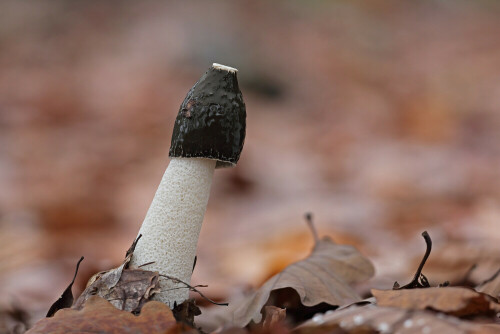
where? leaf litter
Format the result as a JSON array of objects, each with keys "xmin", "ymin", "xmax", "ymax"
[
  {"xmin": 40, "ymin": 234, "xmax": 219, "ymax": 331},
  {"xmin": 27, "ymin": 219, "xmax": 500, "ymax": 334},
  {"xmin": 27, "ymin": 296, "xmax": 190, "ymax": 334},
  {"xmin": 297, "ymin": 304, "xmax": 500, "ymax": 334},
  {"xmin": 197, "ymin": 213, "xmax": 375, "ymax": 331},
  {"xmin": 372, "ymin": 287, "xmax": 500, "ymax": 317},
  {"xmin": 72, "ymin": 234, "xmax": 160, "ymax": 313},
  {"xmin": 476, "ymin": 268, "xmax": 500, "ymax": 299}
]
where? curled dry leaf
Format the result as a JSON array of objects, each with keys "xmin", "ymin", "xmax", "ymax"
[
  {"xmin": 73, "ymin": 235, "xmax": 161, "ymax": 313},
  {"xmin": 27, "ymin": 296, "xmax": 187, "ymax": 334},
  {"xmin": 198, "ymin": 232, "xmax": 374, "ymax": 331},
  {"xmin": 372, "ymin": 287, "xmax": 500, "ymax": 317},
  {"xmin": 423, "ymin": 242, "xmax": 500, "ymax": 286},
  {"xmin": 46, "ymin": 256, "xmax": 84, "ymax": 317},
  {"xmin": 262, "ymin": 306, "xmax": 286, "ymax": 329},
  {"xmin": 74, "ymin": 269, "xmax": 160, "ymax": 313},
  {"xmin": 297, "ymin": 304, "xmax": 500, "ymax": 334},
  {"xmin": 172, "ymin": 298, "xmax": 202, "ymax": 328},
  {"xmin": 476, "ymin": 269, "xmax": 500, "ymax": 299},
  {"xmin": 77, "ymin": 236, "xmax": 137, "ymax": 302}
]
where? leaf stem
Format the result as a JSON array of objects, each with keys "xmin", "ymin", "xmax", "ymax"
[{"xmin": 304, "ymin": 212, "xmax": 319, "ymax": 244}]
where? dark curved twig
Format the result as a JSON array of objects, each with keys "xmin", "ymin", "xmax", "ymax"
[{"xmin": 394, "ymin": 231, "xmax": 432, "ymax": 290}]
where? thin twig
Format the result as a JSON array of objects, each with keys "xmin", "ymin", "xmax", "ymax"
[
  {"xmin": 159, "ymin": 274, "xmax": 228, "ymax": 306},
  {"xmin": 138, "ymin": 261, "xmax": 155, "ymax": 268}
]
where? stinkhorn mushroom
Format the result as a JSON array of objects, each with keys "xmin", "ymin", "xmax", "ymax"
[{"xmin": 130, "ymin": 63, "xmax": 246, "ymax": 307}]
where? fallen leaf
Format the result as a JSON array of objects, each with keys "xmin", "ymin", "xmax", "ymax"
[
  {"xmin": 81, "ymin": 235, "xmax": 137, "ymax": 293},
  {"xmin": 46, "ymin": 256, "xmax": 84, "ymax": 317},
  {"xmin": 218, "ymin": 322, "xmax": 291, "ymax": 334},
  {"xmin": 0, "ymin": 303, "xmax": 30, "ymax": 334},
  {"xmin": 27, "ymin": 296, "xmax": 186, "ymax": 334},
  {"xmin": 262, "ymin": 306, "xmax": 286, "ymax": 329},
  {"xmin": 172, "ymin": 298, "xmax": 202, "ymax": 328},
  {"xmin": 372, "ymin": 287, "xmax": 500, "ymax": 317},
  {"xmin": 476, "ymin": 269, "xmax": 500, "ymax": 299},
  {"xmin": 73, "ymin": 235, "xmax": 160, "ymax": 313},
  {"xmin": 297, "ymin": 304, "xmax": 500, "ymax": 334},
  {"xmin": 423, "ymin": 242, "xmax": 500, "ymax": 286},
  {"xmin": 74, "ymin": 268, "xmax": 160, "ymax": 313},
  {"xmin": 198, "ymin": 226, "xmax": 374, "ymax": 331}
]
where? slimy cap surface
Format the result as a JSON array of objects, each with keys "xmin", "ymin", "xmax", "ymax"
[{"xmin": 169, "ymin": 63, "xmax": 246, "ymax": 168}]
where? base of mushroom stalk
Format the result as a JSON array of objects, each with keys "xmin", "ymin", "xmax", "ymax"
[{"xmin": 129, "ymin": 157, "xmax": 216, "ymax": 307}]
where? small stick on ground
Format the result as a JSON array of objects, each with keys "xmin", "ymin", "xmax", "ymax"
[
  {"xmin": 159, "ymin": 274, "xmax": 228, "ymax": 306},
  {"xmin": 138, "ymin": 261, "xmax": 155, "ymax": 268}
]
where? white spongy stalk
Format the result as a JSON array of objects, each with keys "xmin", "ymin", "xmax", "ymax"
[
  {"xmin": 130, "ymin": 157, "xmax": 216, "ymax": 307},
  {"xmin": 212, "ymin": 63, "xmax": 238, "ymax": 73}
]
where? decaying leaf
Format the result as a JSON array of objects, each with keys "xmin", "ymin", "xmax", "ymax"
[
  {"xmin": 27, "ymin": 296, "xmax": 188, "ymax": 334},
  {"xmin": 476, "ymin": 268, "xmax": 500, "ymax": 299},
  {"xmin": 74, "ymin": 268, "xmax": 160, "ymax": 313},
  {"xmin": 297, "ymin": 304, "xmax": 500, "ymax": 334},
  {"xmin": 80, "ymin": 235, "xmax": 137, "ymax": 295},
  {"xmin": 0, "ymin": 303, "xmax": 30, "ymax": 334},
  {"xmin": 172, "ymin": 298, "xmax": 202, "ymax": 328},
  {"xmin": 262, "ymin": 306, "xmax": 286, "ymax": 329},
  {"xmin": 423, "ymin": 242, "xmax": 500, "ymax": 286},
  {"xmin": 73, "ymin": 235, "xmax": 161, "ymax": 313},
  {"xmin": 372, "ymin": 287, "xmax": 500, "ymax": 317},
  {"xmin": 198, "ymin": 222, "xmax": 374, "ymax": 331},
  {"xmin": 236, "ymin": 236, "xmax": 374, "ymax": 320},
  {"xmin": 46, "ymin": 256, "xmax": 84, "ymax": 317}
]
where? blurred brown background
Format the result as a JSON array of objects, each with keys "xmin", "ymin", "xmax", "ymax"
[{"xmin": 1, "ymin": 0, "xmax": 500, "ymax": 326}]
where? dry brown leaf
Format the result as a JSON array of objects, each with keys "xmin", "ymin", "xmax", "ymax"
[
  {"xmin": 46, "ymin": 256, "xmax": 84, "ymax": 317},
  {"xmin": 262, "ymin": 306, "xmax": 286, "ymax": 329},
  {"xmin": 297, "ymin": 304, "xmax": 500, "ymax": 334},
  {"xmin": 172, "ymin": 298, "xmax": 202, "ymax": 328},
  {"xmin": 73, "ymin": 235, "xmax": 161, "ymax": 313},
  {"xmin": 27, "ymin": 295, "xmax": 188, "ymax": 334},
  {"xmin": 198, "ymin": 235, "xmax": 374, "ymax": 331},
  {"xmin": 423, "ymin": 242, "xmax": 500, "ymax": 286},
  {"xmin": 372, "ymin": 287, "xmax": 500, "ymax": 317},
  {"xmin": 74, "ymin": 268, "xmax": 160, "ymax": 313},
  {"xmin": 476, "ymin": 269, "xmax": 500, "ymax": 299}
]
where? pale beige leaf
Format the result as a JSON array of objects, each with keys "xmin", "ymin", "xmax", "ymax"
[
  {"xmin": 476, "ymin": 269, "xmax": 500, "ymax": 299},
  {"xmin": 372, "ymin": 287, "xmax": 500, "ymax": 317},
  {"xmin": 297, "ymin": 304, "xmax": 500, "ymax": 334},
  {"xmin": 198, "ymin": 236, "xmax": 374, "ymax": 331},
  {"xmin": 74, "ymin": 269, "xmax": 160, "ymax": 313}
]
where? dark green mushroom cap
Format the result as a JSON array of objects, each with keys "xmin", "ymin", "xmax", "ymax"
[{"xmin": 169, "ymin": 64, "xmax": 246, "ymax": 168}]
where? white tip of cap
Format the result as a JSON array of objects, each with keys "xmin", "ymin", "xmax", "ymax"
[{"xmin": 212, "ymin": 63, "xmax": 238, "ymax": 73}]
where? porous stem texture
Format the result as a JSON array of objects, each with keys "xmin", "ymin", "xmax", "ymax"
[{"xmin": 130, "ymin": 157, "xmax": 216, "ymax": 307}]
